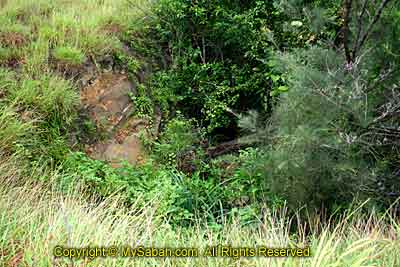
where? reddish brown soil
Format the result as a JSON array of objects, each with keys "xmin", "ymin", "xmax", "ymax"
[
  {"xmin": 0, "ymin": 32, "xmax": 27, "ymax": 48},
  {"xmin": 80, "ymin": 72, "xmax": 149, "ymax": 166}
]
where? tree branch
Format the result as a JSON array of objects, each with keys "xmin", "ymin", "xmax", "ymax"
[
  {"xmin": 206, "ymin": 139, "xmax": 257, "ymax": 158},
  {"xmin": 354, "ymin": 0, "xmax": 393, "ymax": 58},
  {"xmin": 351, "ymin": 0, "xmax": 369, "ymax": 60},
  {"xmin": 342, "ymin": 0, "xmax": 354, "ymax": 63}
]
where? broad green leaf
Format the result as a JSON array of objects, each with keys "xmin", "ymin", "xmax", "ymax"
[{"xmin": 278, "ymin": 85, "xmax": 289, "ymax": 92}]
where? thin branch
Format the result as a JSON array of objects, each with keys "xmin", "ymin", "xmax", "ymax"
[
  {"xmin": 351, "ymin": 0, "xmax": 369, "ymax": 60},
  {"xmin": 365, "ymin": 67, "xmax": 399, "ymax": 93},
  {"xmin": 202, "ymin": 35, "xmax": 206, "ymax": 64},
  {"xmin": 354, "ymin": 0, "xmax": 393, "ymax": 58},
  {"xmin": 364, "ymin": 102, "xmax": 400, "ymax": 128}
]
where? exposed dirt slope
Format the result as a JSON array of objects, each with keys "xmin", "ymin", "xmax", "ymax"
[{"xmin": 81, "ymin": 72, "xmax": 148, "ymax": 166}]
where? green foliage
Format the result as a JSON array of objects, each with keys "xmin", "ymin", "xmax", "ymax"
[
  {"xmin": 1, "ymin": 0, "xmax": 399, "ymax": 233},
  {"xmin": 128, "ymin": 84, "xmax": 153, "ymax": 117},
  {"xmin": 145, "ymin": 0, "xmax": 299, "ymax": 135},
  {"xmin": 241, "ymin": 40, "xmax": 399, "ymax": 210},
  {"xmin": 228, "ymin": 1, "xmax": 400, "ymax": 212},
  {"xmin": 238, "ymin": 47, "xmax": 372, "ymax": 209},
  {"xmin": 114, "ymin": 52, "xmax": 141, "ymax": 73},
  {"xmin": 0, "ymin": 69, "xmax": 79, "ymax": 167},
  {"xmin": 61, "ymin": 148, "xmax": 270, "ymax": 226},
  {"xmin": 8, "ymin": 74, "xmax": 79, "ymax": 124},
  {"xmin": 62, "ymin": 153, "xmax": 172, "ymax": 204},
  {"xmin": 274, "ymin": 0, "xmax": 341, "ymax": 41},
  {"xmin": 152, "ymin": 118, "xmax": 200, "ymax": 166},
  {"xmin": 128, "ymin": 0, "xmax": 366, "ymax": 216},
  {"xmin": 146, "ymin": 71, "xmax": 180, "ymax": 116},
  {"xmin": 61, "ymin": 152, "xmax": 200, "ymax": 224},
  {"xmin": 0, "ymin": 106, "xmax": 33, "ymax": 153},
  {"xmin": 228, "ymin": 148, "xmax": 267, "ymax": 201},
  {"xmin": 53, "ymin": 46, "xmax": 86, "ymax": 66}
]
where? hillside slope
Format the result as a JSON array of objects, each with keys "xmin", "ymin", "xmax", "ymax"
[{"xmin": 0, "ymin": 0, "xmax": 399, "ymax": 266}]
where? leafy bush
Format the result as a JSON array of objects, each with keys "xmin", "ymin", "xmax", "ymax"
[
  {"xmin": 114, "ymin": 52, "xmax": 141, "ymax": 73},
  {"xmin": 128, "ymin": 84, "xmax": 154, "ymax": 117},
  {"xmin": 63, "ymin": 152, "xmax": 175, "ymax": 208},
  {"xmin": 143, "ymin": 0, "xmax": 294, "ymax": 136},
  {"xmin": 152, "ymin": 118, "xmax": 200, "ymax": 166}
]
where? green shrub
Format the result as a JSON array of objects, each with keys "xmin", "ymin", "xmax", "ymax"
[
  {"xmin": 114, "ymin": 52, "xmax": 141, "ymax": 73},
  {"xmin": 142, "ymin": 0, "xmax": 294, "ymax": 135},
  {"xmin": 152, "ymin": 118, "xmax": 200, "ymax": 166},
  {"xmin": 254, "ymin": 48, "xmax": 366, "ymax": 209},
  {"xmin": 128, "ymin": 84, "xmax": 153, "ymax": 117},
  {"xmin": 238, "ymin": 44, "xmax": 400, "ymax": 211}
]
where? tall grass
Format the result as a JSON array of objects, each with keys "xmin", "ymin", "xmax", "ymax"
[
  {"xmin": 0, "ymin": 106, "xmax": 33, "ymax": 152},
  {"xmin": 0, "ymin": 175, "xmax": 398, "ymax": 267}
]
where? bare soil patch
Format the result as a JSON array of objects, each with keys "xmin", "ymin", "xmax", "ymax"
[{"xmin": 80, "ymin": 72, "xmax": 150, "ymax": 166}]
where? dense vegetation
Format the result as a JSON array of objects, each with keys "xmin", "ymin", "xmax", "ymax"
[
  {"xmin": 0, "ymin": 0, "xmax": 399, "ymax": 266},
  {"xmin": 123, "ymin": 0, "xmax": 400, "ymax": 217}
]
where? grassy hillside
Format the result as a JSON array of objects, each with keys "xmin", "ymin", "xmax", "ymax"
[
  {"xmin": 0, "ymin": 0, "xmax": 148, "ymax": 168},
  {"xmin": 0, "ymin": 0, "xmax": 400, "ymax": 266}
]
